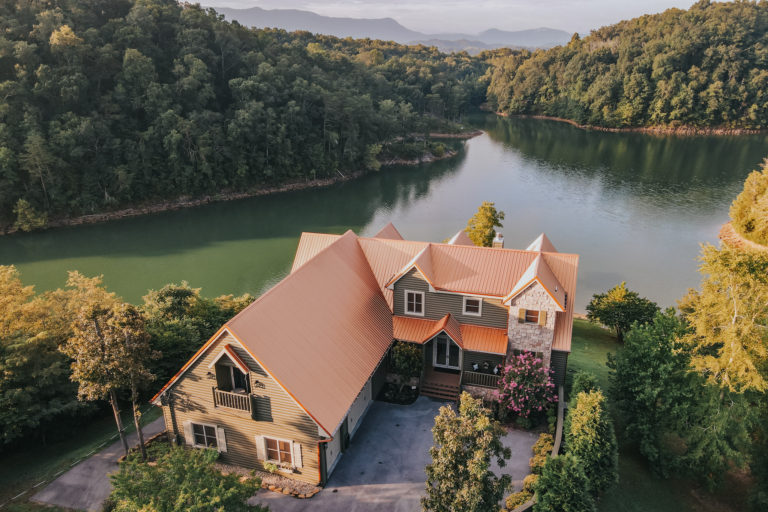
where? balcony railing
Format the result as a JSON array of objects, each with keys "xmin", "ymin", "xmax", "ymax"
[
  {"xmin": 462, "ymin": 371, "xmax": 501, "ymax": 389},
  {"xmin": 213, "ymin": 387, "xmax": 252, "ymax": 412}
]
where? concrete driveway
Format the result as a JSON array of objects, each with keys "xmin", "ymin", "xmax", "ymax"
[
  {"xmin": 32, "ymin": 417, "xmax": 166, "ymax": 512},
  {"xmin": 253, "ymin": 396, "xmax": 537, "ymax": 512}
]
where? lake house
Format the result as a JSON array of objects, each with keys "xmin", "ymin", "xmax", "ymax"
[{"xmin": 150, "ymin": 223, "xmax": 579, "ymax": 485}]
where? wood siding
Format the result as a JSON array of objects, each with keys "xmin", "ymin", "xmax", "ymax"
[
  {"xmin": 462, "ymin": 351, "xmax": 504, "ymax": 373},
  {"xmin": 551, "ymin": 350, "xmax": 568, "ymax": 387},
  {"xmin": 393, "ymin": 269, "xmax": 508, "ymax": 329},
  {"xmin": 161, "ymin": 331, "xmax": 321, "ymax": 484}
]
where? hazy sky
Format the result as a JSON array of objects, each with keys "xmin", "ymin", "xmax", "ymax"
[{"xmin": 202, "ymin": 0, "xmax": 703, "ymax": 34}]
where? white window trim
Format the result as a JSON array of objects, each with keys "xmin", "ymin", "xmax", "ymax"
[
  {"xmin": 190, "ymin": 421, "xmax": 219, "ymax": 449},
  {"xmin": 404, "ymin": 290, "xmax": 425, "ymax": 317},
  {"xmin": 462, "ymin": 296, "xmax": 483, "ymax": 317},
  {"xmin": 432, "ymin": 334, "xmax": 462, "ymax": 370},
  {"xmin": 262, "ymin": 435, "xmax": 297, "ymax": 466}
]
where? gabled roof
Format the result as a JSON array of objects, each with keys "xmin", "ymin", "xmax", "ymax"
[
  {"xmin": 373, "ymin": 222, "xmax": 404, "ymax": 240},
  {"xmin": 155, "ymin": 230, "xmax": 393, "ymax": 437},
  {"xmin": 393, "ymin": 314, "xmax": 463, "ymax": 347},
  {"xmin": 393, "ymin": 315, "xmax": 507, "ymax": 355},
  {"xmin": 291, "ymin": 228, "xmax": 579, "ymax": 352},
  {"xmin": 504, "ymin": 254, "xmax": 566, "ymax": 311},
  {"xmin": 526, "ymin": 233, "xmax": 557, "ymax": 253},
  {"xmin": 447, "ymin": 230, "xmax": 475, "ymax": 246}
]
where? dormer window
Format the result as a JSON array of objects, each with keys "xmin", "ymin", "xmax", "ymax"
[
  {"xmin": 209, "ymin": 346, "xmax": 251, "ymax": 393},
  {"xmin": 462, "ymin": 296, "xmax": 482, "ymax": 317},
  {"xmin": 405, "ymin": 290, "xmax": 424, "ymax": 316}
]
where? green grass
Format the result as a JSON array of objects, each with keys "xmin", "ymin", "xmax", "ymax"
[
  {"xmin": 0, "ymin": 405, "xmax": 162, "ymax": 511},
  {"xmin": 568, "ymin": 318, "xmax": 728, "ymax": 512}
]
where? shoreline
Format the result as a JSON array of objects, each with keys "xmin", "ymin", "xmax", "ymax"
[
  {"xmin": 719, "ymin": 222, "xmax": 768, "ymax": 252},
  {"xmin": 494, "ymin": 112, "xmax": 767, "ymax": 136},
  {"xmin": 1, "ymin": 132, "xmax": 481, "ymax": 236}
]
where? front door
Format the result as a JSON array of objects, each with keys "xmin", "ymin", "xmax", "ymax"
[{"xmin": 433, "ymin": 334, "xmax": 460, "ymax": 369}]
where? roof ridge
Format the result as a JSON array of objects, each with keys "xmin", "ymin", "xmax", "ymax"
[{"xmin": 228, "ymin": 230, "xmax": 357, "ymax": 326}]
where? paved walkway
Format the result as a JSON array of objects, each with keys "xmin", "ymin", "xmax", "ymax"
[
  {"xmin": 252, "ymin": 397, "xmax": 536, "ymax": 512},
  {"xmin": 32, "ymin": 418, "xmax": 166, "ymax": 512}
]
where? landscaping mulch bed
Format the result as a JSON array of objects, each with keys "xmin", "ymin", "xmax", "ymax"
[
  {"xmin": 217, "ymin": 463, "xmax": 321, "ymax": 499},
  {"xmin": 377, "ymin": 382, "xmax": 419, "ymax": 405}
]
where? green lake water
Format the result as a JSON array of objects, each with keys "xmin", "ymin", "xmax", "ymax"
[{"xmin": 1, "ymin": 114, "xmax": 766, "ymax": 312}]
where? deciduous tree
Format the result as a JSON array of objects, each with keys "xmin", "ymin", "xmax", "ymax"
[
  {"xmin": 423, "ymin": 392, "xmax": 511, "ymax": 512},
  {"xmin": 586, "ymin": 282, "xmax": 658, "ymax": 342},
  {"xmin": 465, "ymin": 201, "xmax": 505, "ymax": 247}
]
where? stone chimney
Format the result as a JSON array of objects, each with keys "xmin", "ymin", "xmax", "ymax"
[{"xmin": 492, "ymin": 232, "xmax": 504, "ymax": 249}]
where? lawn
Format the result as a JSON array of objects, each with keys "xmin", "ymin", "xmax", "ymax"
[
  {"xmin": 0, "ymin": 405, "xmax": 162, "ymax": 511},
  {"xmin": 568, "ymin": 318, "xmax": 741, "ymax": 512}
]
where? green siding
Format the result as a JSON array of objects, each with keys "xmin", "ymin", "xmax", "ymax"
[{"xmin": 393, "ymin": 268, "xmax": 508, "ymax": 329}]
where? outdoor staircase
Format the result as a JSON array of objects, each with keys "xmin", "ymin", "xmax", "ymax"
[
  {"xmin": 421, "ymin": 380, "xmax": 460, "ymax": 401},
  {"xmin": 421, "ymin": 367, "xmax": 461, "ymax": 401}
]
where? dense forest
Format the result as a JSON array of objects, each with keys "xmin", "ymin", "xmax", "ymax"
[
  {"xmin": 485, "ymin": 0, "xmax": 768, "ymax": 130},
  {"xmin": 0, "ymin": 0, "xmax": 487, "ymax": 229}
]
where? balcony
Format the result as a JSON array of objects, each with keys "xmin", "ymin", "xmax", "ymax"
[
  {"xmin": 462, "ymin": 371, "xmax": 501, "ymax": 389},
  {"xmin": 213, "ymin": 387, "xmax": 252, "ymax": 412}
]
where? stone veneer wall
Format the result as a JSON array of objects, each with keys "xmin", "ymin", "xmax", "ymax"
[{"xmin": 507, "ymin": 283, "xmax": 557, "ymax": 367}]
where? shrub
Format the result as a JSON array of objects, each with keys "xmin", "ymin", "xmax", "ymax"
[
  {"xmin": 522, "ymin": 473, "xmax": 539, "ymax": 493},
  {"xmin": 263, "ymin": 461, "xmax": 279, "ymax": 474},
  {"xmin": 564, "ymin": 391, "xmax": 619, "ymax": 496},
  {"xmin": 495, "ymin": 351, "xmax": 557, "ymax": 422},
  {"xmin": 533, "ymin": 433, "xmax": 554, "ymax": 456},
  {"xmin": 533, "ymin": 454, "xmax": 596, "ymax": 512},
  {"xmin": 391, "ymin": 341, "xmax": 422, "ymax": 379},
  {"xmin": 529, "ymin": 453, "xmax": 547, "ymax": 475},
  {"xmin": 730, "ymin": 161, "xmax": 768, "ymax": 245},
  {"xmin": 505, "ymin": 490, "xmax": 533, "ymax": 509},
  {"xmin": 110, "ymin": 444, "xmax": 265, "ymax": 511},
  {"xmin": 571, "ymin": 370, "xmax": 599, "ymax": 396}
]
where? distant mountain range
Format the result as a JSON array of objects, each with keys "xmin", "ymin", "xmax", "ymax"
[{"xmin": 212, "ymin": 6, "xmax": 571, "ymax": 53}]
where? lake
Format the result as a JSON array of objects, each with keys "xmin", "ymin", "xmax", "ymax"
[{"xmin": 1, "ymin": 114, "xmax": 766, "ymax": 312}]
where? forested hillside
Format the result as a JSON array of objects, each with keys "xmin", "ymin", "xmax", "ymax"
[
  {"xmin": 485, "ymin": 0, "xmax": 768, "ymax": 130},
  {"xmin": 0, "ymin": 0, "xmax": 487, "ymax": 229}
]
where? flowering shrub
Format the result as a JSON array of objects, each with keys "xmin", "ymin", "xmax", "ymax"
[{"xmin": 494, "ymin": 351, "xmax": 556, "ymax": 421}]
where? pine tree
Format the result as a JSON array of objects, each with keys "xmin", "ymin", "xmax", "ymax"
[{"xmin": 533, "ymin": 454, "xmax": 596, "ymax": 512}]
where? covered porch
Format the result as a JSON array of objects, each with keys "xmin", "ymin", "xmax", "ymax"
[{"xmin": 392, "ymin": 314, "xmax": 508, "ymax": 401}]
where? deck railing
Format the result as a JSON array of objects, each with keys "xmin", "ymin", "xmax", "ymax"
[
  {"xmin": 213, "ymin": 387, "xmax": 251, "ymax": 412},
  {"xmin": 462, "ymin": 371, "xmax": 501, "ymax": 388}
]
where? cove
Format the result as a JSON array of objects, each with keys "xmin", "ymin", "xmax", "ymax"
[{"xmin": 1, "ymin": 114, "xmax": 766, "ymax": 312}]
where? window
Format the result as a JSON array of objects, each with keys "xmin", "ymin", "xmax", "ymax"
[
  {"xmin": 405, "ymin": 290, "xmax": 424, "ymax": 316},
  {"xmin": 265, "ymin": 437, "xmax": 293, "ymax": 464},
  {"xmin": 525, "ymin": 309, "xmax": 539, "ymax": 324},
  {"xmin": 462, "ymin": 296, "xmax": 482, "ymax": 316},
  {"xmin": 192, "ymin": 423, "xmax": 218, "ymax": 448}
]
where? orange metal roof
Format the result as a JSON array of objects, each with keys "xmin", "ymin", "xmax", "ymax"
[
  {"xmin": 504, "ymin": 254, "xmax": 566, "ymax": 312},
  {"xmin": 447, "ymin": 230, "xmax": 475, "ymax": 246},
  {"xmin": 460, "ymin": 324, "xmax": 508, "ymax": 355},
  {"xmin": 226, "ymin": 230, "xmax": 393, "ymax": 435},
  {"xmin": 290, "ymin": 232, "xmax": 341, "ymax": 273},
  {"xmin": 526, "ymin": 233, "xmax": 557, "ymax": 252},
  {"xmin": 393, "ymin": 314, "xmax": 463, "ymax": 347},
  {"xmin": 373, "ymin": 222, "xmax": 404, "ymax": 240},
  {"xmin": 393, "ymin": 315, "xmax": 507, "ymax": 355},
  {"xmin": 292, "ymin": 223, "xmax": 579, "ymax": 351}
]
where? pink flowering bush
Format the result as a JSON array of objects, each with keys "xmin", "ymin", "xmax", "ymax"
[{"xmin": 494, "ymin": 351, "xmax": 556, "ymax": 424}]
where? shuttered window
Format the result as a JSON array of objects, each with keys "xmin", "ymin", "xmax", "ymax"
[
  {"xmin": 525, "ymin": 310, "xmax": 539, "ymax": 324},
  {"xmin": 192, "ymin": 423, "xmax": 217, "ymax": 448},
  {"xmin": 265, "ymin": 437, "xmax": 292, "ymax": 464}
]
